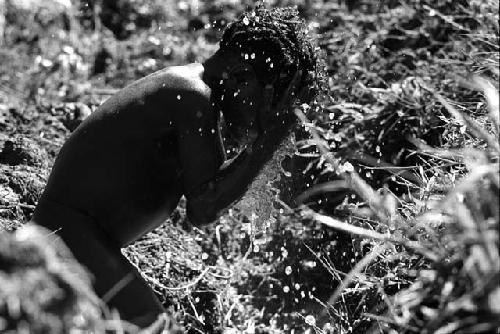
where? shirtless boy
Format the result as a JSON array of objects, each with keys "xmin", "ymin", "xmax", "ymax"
[{"xmin": 32, "ymin": 6, "xmax": 321, "ymax": 327}]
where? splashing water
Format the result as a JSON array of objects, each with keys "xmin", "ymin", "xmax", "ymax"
[{"xmin": 233, "ymin": 132, "xmax": 296, "ymax": 233}]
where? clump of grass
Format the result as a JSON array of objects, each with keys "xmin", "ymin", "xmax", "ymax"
[
  {"xmin": 288, "ymin": 1, "xmax": 499, "ymax": 332},
  {"xmin": 0, "ymin": 224, "xmax": 103, "ymax": 333},
  {"xmin": 383, "ymin": 78, "xmax": 499, "ymax": 334},
  {"xmin": 296, "ymin": 76, "xmax": 499, "ymax": 333},
  {"xmin": 0, "ymin": 224, "xmax": 183, "ymax": 333}
]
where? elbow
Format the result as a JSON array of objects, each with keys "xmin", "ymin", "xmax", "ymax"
[{"xmin": 186, "ymin": 199, "xmax": 216, "ymax": 226}]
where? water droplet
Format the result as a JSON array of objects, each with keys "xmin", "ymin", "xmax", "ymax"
[
  {"xmin": 270, "ymin": 63, "xmax": 274, "ymax": 68},
  {"xmin": 243, "ymin": 16, "xmax": 250, "ymax": 25},
  {"xmin": 177, "ymin": 95, "xmax": 181, "ymax": 100},
  {"xmin": 305, "ymin": 315, "xmax": 316, "ymax": 326},
  {"xmin": 285, "ymin": 266, "xmax": 292, "ymax": 275},
  {"xmin": 283, "ymin": 286, "xmax": 290, "ymax": 293},
  {"xmin": 343, "ymin": 162, "xmax": 354, "ymax": 173}
]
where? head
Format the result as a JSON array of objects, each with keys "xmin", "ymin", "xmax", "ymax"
[{"xmin": 203, "ymin": 6, "xmax": 322, "ymax": 146}]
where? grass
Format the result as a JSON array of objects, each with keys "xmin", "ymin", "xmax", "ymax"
[{"xmin": 0, "ymin": 0, "xmax": 498, "ymax": 333}]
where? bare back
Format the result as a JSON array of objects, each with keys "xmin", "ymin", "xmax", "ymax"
[{"xmin": 37, "ymin": 63, "xmax": 221, "ymax": 246}]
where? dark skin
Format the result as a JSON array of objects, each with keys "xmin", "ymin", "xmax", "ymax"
[{"xmin": 32, "ymin": 49, "xmax": 300, "ymax": 328}]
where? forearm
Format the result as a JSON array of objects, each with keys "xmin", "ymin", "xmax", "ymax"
[{"xmin": 186, "ymin": 123, "xmax": 293, "ymax": 225}]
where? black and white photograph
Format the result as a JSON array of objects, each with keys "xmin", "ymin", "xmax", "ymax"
[{"xmin": 0, "ymin": 0, "xmax": 498, "ymax": 333}]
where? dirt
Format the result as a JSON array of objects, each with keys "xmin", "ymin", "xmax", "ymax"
[{"xmin": 0, "ymin": 102, "xmax": 69, "ymax": 230}]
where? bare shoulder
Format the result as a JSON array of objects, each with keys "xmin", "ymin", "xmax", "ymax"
[
  {"xmin": 145, "ymin": 63, "xmax": 210, "ymax": 99},
  {"xmin": 95, "ymin": 63, "xmax": 212, "ymax": 121}
]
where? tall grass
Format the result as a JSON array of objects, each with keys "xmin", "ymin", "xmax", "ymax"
[{"xmin": 293, "ymin": 1, "xmax": 499, "ymax": 332}]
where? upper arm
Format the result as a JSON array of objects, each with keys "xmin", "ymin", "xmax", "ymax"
[{"xmin": 176, "ymin": 91, "xmax": 223, "ymax": 196}]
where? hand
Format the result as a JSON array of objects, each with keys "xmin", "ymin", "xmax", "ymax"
[
  {"xmin": 260, "ymin": 69, "xmax": 302, "ymax": 131},
  {"xmin": 275, "ymin": 69, "xmax": 303, "ymax": 111}
]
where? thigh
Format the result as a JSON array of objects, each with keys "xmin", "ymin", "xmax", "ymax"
[{"xmin": 32, "ymin": 197, "xmax": 164, "ymax": 327}]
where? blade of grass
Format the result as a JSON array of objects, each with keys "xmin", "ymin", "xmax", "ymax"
[
  {"xmin": 434, "ymin": 93, "xmax": 500, "ymax": 152},
  {"xmin": 302, "ymin": 209, "xmax": 439, "ymax": 261},
  {"xmin": 294, "ymin": 107, "xmax": 405, "ymax": 224},
  {"xmin": 459, "ymin": 76, "xmax": 500, "ymax": 134},
  {"xmin": 321, "ymin": 243, "xmax": 387, "ymax": 317},
  {"xmin": 347, "ymin": 150, "xmax": 424, "ymax": 186},
  {"xmin": 296, "ymin": 180, "xmax": 349, "ymax": 204}
]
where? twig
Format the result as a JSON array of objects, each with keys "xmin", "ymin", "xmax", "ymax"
[
  {"xmin": 422, "ymin": 5, "xmax": 468, "ymax": 31},
  {"xmin": 102, "ymin": 273, "xmax": 135, "ymax": 303}
]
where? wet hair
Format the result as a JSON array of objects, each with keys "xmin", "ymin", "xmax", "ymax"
[{"xmin": 219, "ymin": 6, "xmax": 324, "ymax": 106}]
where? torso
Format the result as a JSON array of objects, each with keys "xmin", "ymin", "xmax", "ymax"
[{"xmin": 38, "ymin": 63, "xmax": 212, "ymax": 246}]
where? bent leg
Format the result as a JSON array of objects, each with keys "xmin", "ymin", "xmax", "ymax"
[{"xmin": 32, "ymin": 196, "xmax": 164, "ymax": 327}]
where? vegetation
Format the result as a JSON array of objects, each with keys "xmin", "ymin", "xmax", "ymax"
[{"xmin": 0, "ymin": 0, "xmax": 498, "ymax": 333}]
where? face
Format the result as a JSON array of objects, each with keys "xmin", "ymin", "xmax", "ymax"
[{"xmin": 203, "ymin": 50, "xmax": 267, "ymax": 147}]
